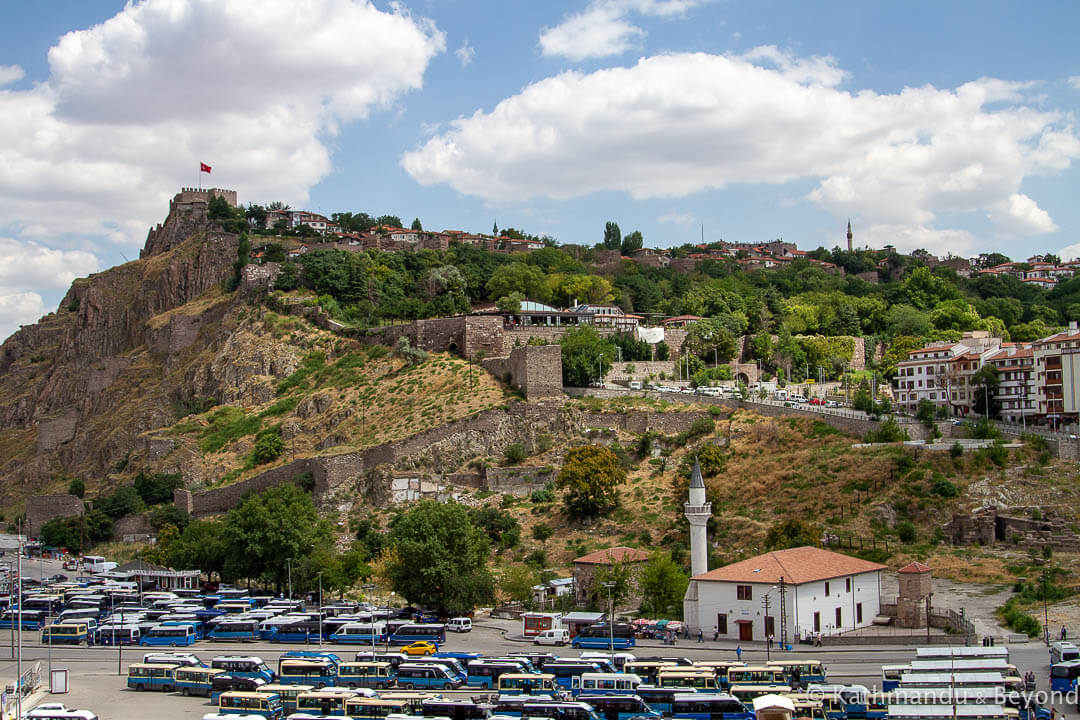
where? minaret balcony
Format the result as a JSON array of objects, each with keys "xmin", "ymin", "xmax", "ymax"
[{"xmin": 684, "ymin": 504, "xmax": 712, "ymax": 514}]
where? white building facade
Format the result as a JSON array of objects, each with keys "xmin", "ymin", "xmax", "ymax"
[{"xmin": 683, "ymin": 546, "xmax": 884, "ymax": 643}]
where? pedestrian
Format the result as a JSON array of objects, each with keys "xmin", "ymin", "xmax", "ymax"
[
  {"xmin": 736, "ymin": 645, "xmax": 742, "ymax": 661},
  {"xmin": 698, "ymin": 628, "xmax": 704, "ymax": 643},
  {"xmin": 713, "ymin": 626, "xmax": 719, "ymax": 641},
  {"xmin": 768, "ymin": 634, "xmax": 774, "ymax": 650},
  {"xmin": 1063, "ymin": 625, "xmax": 1068, "ymax": 641}
]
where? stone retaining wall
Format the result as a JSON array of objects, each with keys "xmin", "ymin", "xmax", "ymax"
[{"xmin": 26, "ymin": 494, "xmax": 84, "ymax": 538}]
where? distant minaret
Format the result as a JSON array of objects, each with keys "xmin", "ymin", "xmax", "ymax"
[
  {"xmin": 685, "ymin": 457, "xmax": 712, "ymax": 577},
  {"xmin": 846, "ymin": 220, "xmax": 853, "ymax": 253}
]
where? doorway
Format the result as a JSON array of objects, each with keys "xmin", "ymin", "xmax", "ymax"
[{"xmin": 737, "ymin": 620, "xmax": 753, "ymax": 641}]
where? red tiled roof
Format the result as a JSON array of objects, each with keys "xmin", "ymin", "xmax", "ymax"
[
  {"xmin": 692, "ymin": 546, "xmax": 886, "ymax": 584},
  {"xmin": 574, "ymin": 547, "xmax": 650, "ymax": 565},
  {"xmin": 899, "ymin": 561, "xmax": 931, "ymax": 574}
]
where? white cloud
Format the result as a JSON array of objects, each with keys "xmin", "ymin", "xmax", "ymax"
[
  {"xmin": 0, "ymin": 0, "xmax": 443, "ymax": 335},
  {"xmin": 456, "ymin": 40, "xmax": 475, "ymax": 67},
  {"xmin": 403, "ymin": 48, "xmax": 1078, "ymax": 250},
  {"xmin": 0, "ymin": 65, "xmax": 23, "ymax": 87},
  {"xmin": 0, "ymin": 293, "xmax": 46, "ymax": 343},
  {"xmin": 0, "ymin": 239, "xmax": 100, "ymax": 292},
  {"xmin": 658, "ymin": 211, "xmax": 696, "ymax": 227},
  {"xmin": 1059, "ymin": 243, "xmax": 1080, "ymax": 262},
  {"xmin": 1069, "ymin": 76, "xmax": 1080, "ymax": 90},
  {"xmin": 540, "ymin": 0, "xmax": 704, "ymax": 61}
]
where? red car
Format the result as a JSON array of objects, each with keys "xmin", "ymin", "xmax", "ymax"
[{"xmin": 809, "ymin": 397, "xmax": 824, "ymax": 405}]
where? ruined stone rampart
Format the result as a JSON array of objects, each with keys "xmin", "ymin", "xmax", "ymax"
[{"xmin": 26, "ymin": 495, "xmax": 84, "ymax": 539}]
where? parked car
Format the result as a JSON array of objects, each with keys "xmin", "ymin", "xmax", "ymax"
[
  {"xmin": 825, "ymin": 400, "xmax": 838, "ymax": 408},
  {"xmin": 402, "ymin": 641, "xmax": 438, "ymax": 656},
  {"xmin": 446, "ymin": 618, "xmax": 472, "ymax": 633},
  {"xmin": 809, "ymin": 397, "xmax": 824, "ymax": 406}
]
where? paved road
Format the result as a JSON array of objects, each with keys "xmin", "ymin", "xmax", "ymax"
[{"xmin": 0, "ymin": 618, "xmax": 1069, "ymax": 720}]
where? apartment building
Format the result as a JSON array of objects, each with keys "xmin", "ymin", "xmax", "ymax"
[
  {"xmin": 985, "ymin": 344, "xmax": 1036, "ymax": 424},
  {"xmin": 892, "ymin": 331, "xmax": 1002, "ymax": 416},
  {"xmin": 1033, "ymin": 322, "xmax": 1080, "ymax": 427}
]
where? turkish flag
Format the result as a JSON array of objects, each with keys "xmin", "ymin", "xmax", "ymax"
[{"xmin": 200, "ymin": 162, "xmax": 212, "ymax": 173}]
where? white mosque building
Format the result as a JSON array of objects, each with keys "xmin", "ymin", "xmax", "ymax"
[{"xmin": 682, "ymin": 458, "xmax": 886, "ymax": 642}]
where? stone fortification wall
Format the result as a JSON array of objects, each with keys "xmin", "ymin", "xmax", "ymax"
[
  {"xmin": 606, "ymin": 361, "xmax": 675, "ymax": 382},
  {"xmin": 485, "ymin": 466, "xmax": 554, "ymax": 495},
  {"xmin": 113, "ymin": 513, "xmax": 153, "ymax": 542},
  {"xmin": 26, "ymin": 495, "xmax": 84, "ymax": 538},
  {"xmin": 174, "ymin": 458, "xmax": 329, "ymax": 517}
]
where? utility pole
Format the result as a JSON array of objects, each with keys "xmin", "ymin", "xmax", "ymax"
[
  {"xmin": 603, "ymin": 581, "xmax": 616, "ymax": 664},
  {"xmin": 318, "ymin": 572, "xmax": 324, "ymax": 649},
  {"xmin": 287, "ymin": 558, "xmax": 293, "ymax": 600},
  {"xmin": 16, "ymin": 521, "xmax": 22, "ymax": 720},
  {"xmin": 777, "ymin": 577, "xmax": 788, "ymax": 648},
  {"xmin": 762, "ymin": 592, "xmax": 772, "ymax": 661},
  {"xmin": 926, "ymin": 592, "xmax": 932, "ymax": 644}
]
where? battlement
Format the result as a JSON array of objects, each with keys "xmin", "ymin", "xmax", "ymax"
[{"xmin": 171, "ymin": 187, "xmax": 237, "ymax": 211}]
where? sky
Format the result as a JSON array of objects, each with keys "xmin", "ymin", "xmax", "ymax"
[{"xmin": 1, "ymin": 0, "xmax": 1079, "ymax": 341}]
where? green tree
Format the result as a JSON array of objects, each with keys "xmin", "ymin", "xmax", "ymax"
[
  {"xmin": 683, "ymin": 318, "xmax": 737, "ymax": 364},
  {"xmin": 97, "ymin": 485, "xmax": 144, "ymax": 519},
  {"xmin": 385, "ymin": 500, "xmax": 495, "ymax": 615},
  {"xmin": 559, "ymin": 326, "xmax": 615, "ymax": 387},
  {"xmin": 764, "ymin": 518, "xmax": 819, "ymax": 550},
  {"xmin": 621, "ymin": 230, "xmax": 644, "ymax": 255},
  {"xmin": 67, "ymin": 477, "xmax": 85, "ymax": 499},
  {"xmin": 219, "ymin": 484, "xmax": 333, "ymax": 590},
  {"xmin": 470, "ymin": 507, "xmax": 522, "ymax": 549},
  {"xmin": 970, "ymin": 364, "xmax": 1001, "ymax": 418},
  {"xmin": 638, "ymin": 551, "xmax": 689, "ymax": 618},
  {"xmin": 252, "ymin": 425, "xmax": 285, "ymax": 465},
  {"xmin": 556, "ymin": 445, "xmax": 626, "ymax": 518},
  {"xmin": 915, "ymin": 399, "xmax": 937, "ymax": 428},
  {"xmin": 587, "ymin": 557, "xmax": 636, "ymax": 610},
  {"xmin": 167, "ymin": 519, "xmax": 227, "ymax": 579},
  {"xmin": 486, "ymin": 262, "xmax": 551, "ymax": 303},
  {"xmin": 410, "ymin": 217, "xmax": 423, "ymax": 231},
  {"xmin": 133, "ymin": 471, "xmax": 182, "ymax": 505},
  {"xmin": 603, "ymin": 221, "xmax": 622, "ymax": 250},
  {"xmin": 499, "ymin": 563, "xmax": 539, "ymax": 605},
  {"xmin": 39, "ymin": 517, "xmax": 83, "ymax": 551}
]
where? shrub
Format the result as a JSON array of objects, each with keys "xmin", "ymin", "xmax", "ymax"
[
  {"xmin": 504, "ymin": 443, "xmax": 527, "ymax": 465},
  {"xmin": 524, "ymin": 549, "xmax": 547, "ymax": 569},
  {"xmin": 532, "ymin": 523, "xmax": 553, "ymax": 542},
  {"xmin": 252, "ymin": 425, "xmax": 285, "ymax": 465},
  {"xmin": 987, "ymin": 441, "xmax": 1008, "ymax": 467},
  {"xmin": 530, "ymin": 484, "xmax": 555, "ymax": 504},
  {"xmin": 864, "ymin": 417, "xmax": 910, "ymax": 443},
  {"xmin": 950, "ymin": 442, "xmax": 964, "ymax": 459},
  {"xmin": 930, "ymin": 476, "xmax": 958, "ymax": 498},
  {"xmin": 895, "ymin": 521, "xmax": 917, "ymax": 543}
]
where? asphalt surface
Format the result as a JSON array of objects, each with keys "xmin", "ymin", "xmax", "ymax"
[{"xmin": 0, "ymin": 617, "xmax": 1070, "ymax": 720}]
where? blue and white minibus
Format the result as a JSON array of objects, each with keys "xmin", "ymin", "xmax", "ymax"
[
  {"xmin": 278, "ymin": 659, "xmax": 337, "ymax": 688},
  {"xmin": 389, "ymin": 623, "xmax": 446, "ymax": 645},
  {"xmin": 210, "ymin": 656, "xmax": 275, "ymax": 683},
  {"xmin": 637, "ymin": 686, "xmax": 696, "ymax": 715},
  {"xmin": 41, "ymin": 622, "xmax": 90, "ymax": 645},
  {"xmin": 409, "ymin": 656, "xmax": 467, "ymax": 682},
  {"xmin": 208, "ymin": 619, "xmax": 260, "ymax": 642},
  {"xmin": 218, "ymin": 691, "xmax": 284, "ymax": 720},
  {"xmin": 175, "ymin": 667, "xmax": 226, "ymax": 697},
  {"xmin": 420, "ymin": 699, "xmax": 495, "ymax": 720},
  {"xmin": 521, "ymin": 700, "xmax": 601, "ymax": 720},
  {"xmin": 571, "ymin": 624, "xmax": 636, "ymax": 650},
  {"xmin": 577, "ymin": 673, "xmax": 643, "ymax": 696},
  {"xmin": 467, "ymin": 659, "xmax": 529, "ymax": 688},
  {"xmin": 330, "ymin": 622, "xmax": 386, "ymax": 644},
  {"xmin": 498, "ymin": 673, "xmax": 558, "ymax": 696},
  {"xmin": 295, "ymin": 691, "xmax": 354, "ymax": 717},
  {"xmin": 545, "ymin": 660, "xmax": 611, "ymax": 691},
  {"xmin": 269, "ymin": 620, "xmax": 323, "ymax": 644},
  {"xmin": 256, "ymin": 684, "xmax": 313, "ymax": 714},
  {"xmin": 141, "ymin": 622, "xmax": 198, "ymax": 647},
  {"xmin": 395, "ymin": 663, "xmax": 463, "ymax": 690},
  {"xmin": 126, "ymin": 662, "xmax": 179, "ymax": 692},
  {"xmin": 335, "ymin": 662, "xmax": 396, "ymax": 690},
  {"xmin": 580, "ymin": 694, "xmax": 661, "ymax": 720}
]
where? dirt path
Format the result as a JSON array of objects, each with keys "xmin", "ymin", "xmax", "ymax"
[{"xmin": 880, "ymin": 573, "xmax": 1013, "ymax": 638}]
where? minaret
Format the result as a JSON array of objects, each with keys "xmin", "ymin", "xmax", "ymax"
[
  {"xmin": 846, "ymin": 220, "xmax": 853, "ymax": 253},
  {"xmin": 685, "ymin": 457, "xmax": 712, "ymax": 577}
]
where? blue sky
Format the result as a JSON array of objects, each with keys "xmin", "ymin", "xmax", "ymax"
[{"xmin": 0, "ymin": 0, "xmax": 1078, "ymax": 340}]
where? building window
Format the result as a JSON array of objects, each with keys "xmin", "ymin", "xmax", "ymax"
[
  {"xmin": 824, "ymin": 581, "xmax": 830, "ymax": 596},
  {"xmin": 856, "ymin": 603, "xmax": 863, "ymax": 623},
  {"xmin": 845, "ymin": 578, "xmax": 851, "ymax": 593},
  {"xmin": 717, "ymin": 614, "xmax": 727, "ymax": 635},
  {"xmin": 813, "ymin": 612, "xmax": 820, "ymax": 633},
  {"xmin": 737, "ymin": 585, "xmax": 752, "ymax": 601},
  {"xmin": 835, "ymin": 607, "xmax": 842, "ymax": 628}
]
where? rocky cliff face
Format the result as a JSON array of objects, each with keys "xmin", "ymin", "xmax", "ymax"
[{"xmin": 0, "ymin": 197, "xmax": 244, "ymax": 503}]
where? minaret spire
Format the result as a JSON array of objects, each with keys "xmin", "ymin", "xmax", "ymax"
[
  {"xmin": 684, "ymin": 456, "xmax": 712, "ymax": 577},
  {"xmin": 846, "ymin": 220, "xmax": 853, "ymax": 253}
]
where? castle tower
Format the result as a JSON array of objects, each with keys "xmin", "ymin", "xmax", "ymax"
[
  {"xmin": 685, "ymin": 457, "xmax": 712, "ymax": 577},
  {"xmin": 846, "ymin": 220, "xmax": 853, "ymax": 253}
]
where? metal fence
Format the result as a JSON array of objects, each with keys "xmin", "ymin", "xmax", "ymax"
[{"xmin": 3, "ymin": 661, "xmax": 41, "ymax": 720}]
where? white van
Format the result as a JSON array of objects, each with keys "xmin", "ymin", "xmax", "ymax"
[
  {"xmin": 447, "ymin": 617, "xmax": 472, "ymax": 633},
  {"xmin": 533, "ymin": 628, "xmax": 570, "ymax": 646},
  {"xmin": 628, "ymin": 381, "xmax": 642, "ymax": 390}
]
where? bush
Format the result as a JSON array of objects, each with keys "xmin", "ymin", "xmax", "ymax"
[
  {"xmin": 998, "ymin": 597, "xmax": 1041, "ymax": 638},
  {"xmin": 930, "ymin": 476, "xmax": 958, "ymax": 498},
  {"xmin": 252, "ymin": 426, "xmax": 285, "ymax": 465},
  {"xmin": 504, "ymin": 443, "xmax": 527, "ymax": 465},
  {"xmin": 987, "ymin": 441, "xmax": 1008, "ymax": 467},
  {"xmin": 950, "ymin": 442, "xmax": 964, "ymax": 459},
  {"xmin": 895, "ymin": 521, "xmax": 917, "ymax": 543},
  {"xmin": 864, "ymin": 417, "xmax": 910, "ymax": 443},
  {"xmin": 530, "ymin": 484, "xmax": 555, "ymax": 503},
  {"xmin": 532, "ymin": 523, "xmax": 553, "ymax": 542},
  {"xmin": 973, "ymin": 418, "xmax": 1001, "ymax": 440}
]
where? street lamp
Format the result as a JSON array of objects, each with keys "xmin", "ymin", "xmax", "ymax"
[
  {"xmin": 602, "ymin": 582, "xmax": 616, "ymax": 664},
  {"xmin": 362, "ymin": 583, "xmax": 377, "ymax": 657},
  {"xmin": 385, "ymin": 592, "xmax": 395, "ymax": 653},
  {"xmin": 317, "ymin": 571, "xmax": 324, "ymax": 648},
  {"xmin": 287, "ymin": 558, "xmax": 293, "ymax": 601}
]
